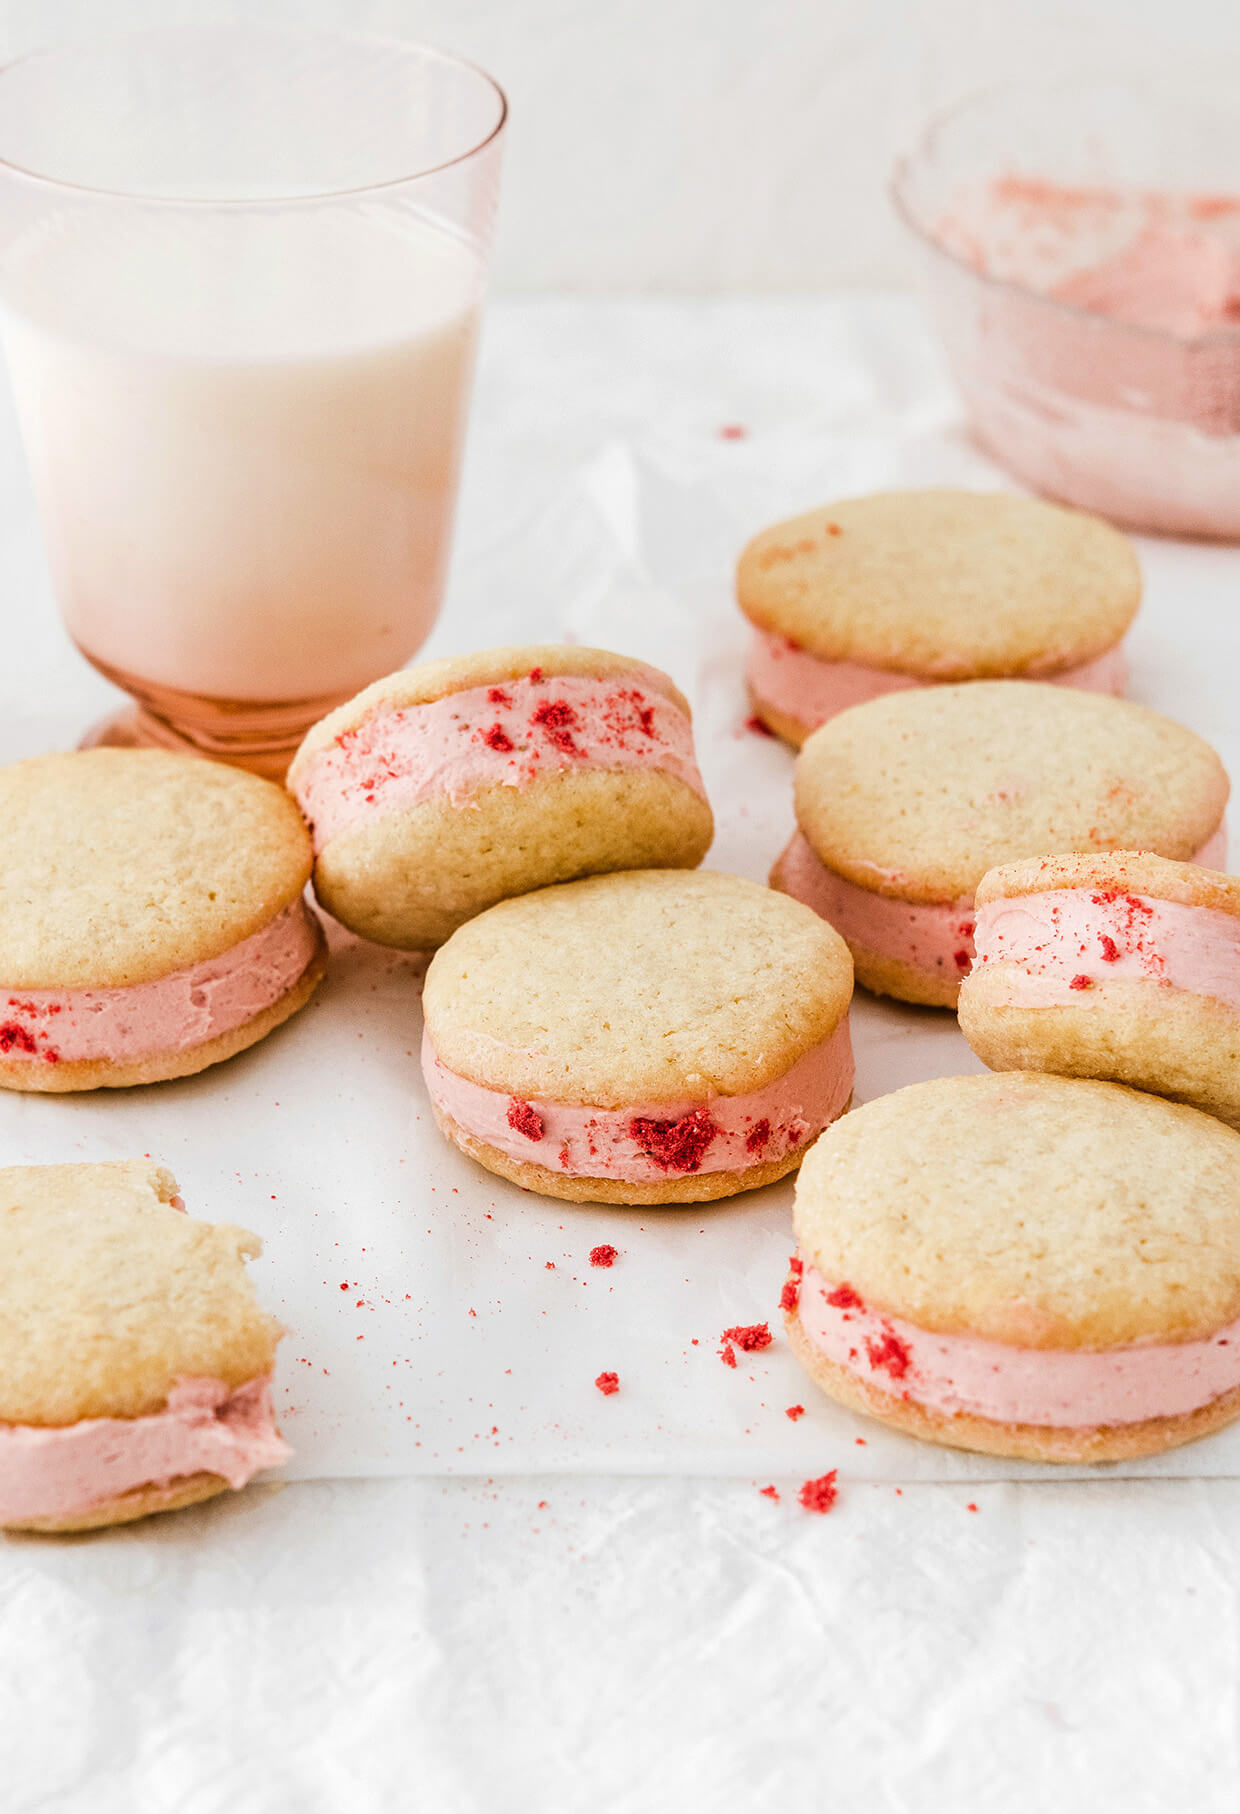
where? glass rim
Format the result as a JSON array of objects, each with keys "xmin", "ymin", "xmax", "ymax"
[
  {"xmin": 0, "ymin": 22, "xmax": 508, "ymax": 205},
  {"xmin": 890, "ymin": 76, "xmax": 1240, "ymax": 351}
]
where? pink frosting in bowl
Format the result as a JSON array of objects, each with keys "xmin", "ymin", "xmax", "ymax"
[
  {"xmin": 0, "ymin": 1376, "xmax": 289, "ymax": 1526},
  {"xmin": 748, "ymin": 630, "xmax": 1126, "ymax": 736},
  {"xmin": 421, "ymin": 1019, "xmax": 854, "ymax": 1185},
  {"xmin": 0, "ymin": 899, "xmax": 321, "ymax": 1068},
  {"xmin": 794, "ymin": 1263, "xmax": 1240, "ymax": 1429},
  {"xmin": 293, "ymin": 671, "xmax": 707, "ymax": 852}
]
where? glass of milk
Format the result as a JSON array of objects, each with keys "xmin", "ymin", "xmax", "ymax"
[{"xmin": 0, "ymin": 24, "xmax": 506, "ymax": 774}]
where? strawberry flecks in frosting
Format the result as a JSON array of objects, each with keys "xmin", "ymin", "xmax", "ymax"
[
  {"xmin": 295, "ymin": 673, "xmax": 706, "ymax": 851},
  {"xmin": 796, "ymin": 1260, "xmax": 1240, "ymax": 1427},
  {"xmin": 420, "ymin": 1020, "xmax": 854, "ymax": 1185},
  {"xmin": 0, "ymin": 1376, "xmax": 289, "ymax": 1526},
  {"xmin": 745, "ymin": 1118, "xmax": 772, "ymax": 1154},
  {"xmin": 780, "ymin": 1254, "xmax": 804, "ymax": 1313},
  {"xmin": 972, "ymin": 885, "xmax": 1240, "ymax": 1012},
  {"xmin": 775, "ymin": 833, "xmax": 978, "ymax": 982},
  {"xmin": 506, "ymin": 1098, "xmax": 545, "ymax": 1142},
  {"xmin": 0, "ymin": 902, "xmax": 320, "ymax": 1066},
  {"xmin": 747, "ymin": 629, "xmax": 1127, "ymax": 735}
]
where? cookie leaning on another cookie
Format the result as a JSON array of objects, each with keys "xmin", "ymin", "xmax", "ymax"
[
  {"xmin": 786, "ymin": 1072, "xmax": 1240, "ymax": 1463},
  {"xmin": 421, "ymin": 869, "xmax": 854, "ymax": 1205},
  {"xmin": 960, "ymin": 851, "xmax": 1240, "ymax": 1129},
  {"xmin": 288, "ymin": 646, "xmax": 714, "ymax": 950},
  {"xmin": 0, "ymin": 750, "xmax": 325, "ymax": 1091},
  {"xmin": 739, "ymin": 489, "xmax": 1139, "ymax": 745},
  {"xmin": 0, "ymin": 1160, "xmax": 289, "ymax": 1532}
]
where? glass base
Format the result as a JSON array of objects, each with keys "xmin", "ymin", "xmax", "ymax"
[{"xmin": 75, "ymin": 650, "xmax": 358, "ymax": 781}]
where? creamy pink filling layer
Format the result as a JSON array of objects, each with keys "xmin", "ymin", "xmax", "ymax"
[
  {"xmin": 0, "ymin": 1376, "xmax": 290, "ymax": 1525},
  {"xmin": 294, "ymin": 673, "xmax": 707, "ymax": 851},
  {"xmin": 747, "ymin": 630, "xmax": 1127, "ymax": 733},
  {"xmin": 973, "ymin": 887, "xmax": 1240, "ymax": 1011},
  {"xmin": 0, "ymin": 901, "xmax": 320, "ymax": 1066},
  {"xmin": 795, "ymin": 1263, "xmax": 1240, "ymax": 1427},
  {"xmin": 776, "ymin": 828, "xmax": 1228, "ymax": 987},
  {"xmin": 421, "ymin": 1020, "xmax": 854, "ymax": 1184}
]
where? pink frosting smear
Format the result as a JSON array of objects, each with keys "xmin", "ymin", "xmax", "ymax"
[
  {"xmin": 747, "ymin": 630, "xmax": 1126, "ymax": 734},
  {"xmin": 0, "ymin": 1376, "xmax": 290, "ymax": 1525},
  {"xmin": 795, "ymin": 1263, "xmax": 1240, "ymax": 1428},
  {"xmin": 973, "ymin": 887, "xmax": 1240, "ymax": 1011},
  {"xmin": 0, "ymin": 900, "xmax": 320, "ymax": 1067},
  {"xmin": 421, "ymin": 1020, "xmax": 854, "ymax": 1184},
  {"xmin": 776, "ymin": 829, "xmax": 1227, "ymax": 987},
  {"xmin": 294, "ymin": 672, "xmax": 707, "ymax": 852}
]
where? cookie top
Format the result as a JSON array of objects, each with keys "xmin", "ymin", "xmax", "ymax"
[
  {"xmin": 737, "ymin": 490, "xmax": 1140, "ymax": 676},
  {"xmin": 0, "ymin": 750, "xmax": 313, "ymax": 989},
  {"xmin": 289, "ymin": 645, "xmax": 693, "ymax": 785},
  {"xmin": 422, "ymin": 868, "xmax": 853, "ymax": 1107},
  {"xmin": 975, "ymin": 849, "xmax": 1240, "ymax": 918},
  {"xmin": 795, "ymin": 1072, "xmax": 1240, "ymax": 1349},
  {"xmin": 795, "ymin": 682, "xmax": 1228, "ymax": 902},
  {"xmin": 0, "ymin": 1160, "xmax": 282, "ymax": 1425}
]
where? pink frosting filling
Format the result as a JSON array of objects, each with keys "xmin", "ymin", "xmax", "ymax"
[
  {"xmin": 421, "ymin": 1019, "xmax": 854, "ymax": 1184},
  {"xmin": 776, "ymin": 828, "xmax": 1227, "ymax": 988},
  {"xmin": 795, "ymin": 1263, "xmax": 1240, "ymax": 1428},
  {"xmin": 973, "ymin": 886, "xmax": 1240, "ymax": 1011},
  {"xmin": 0, "ymin": 1376, "xmax": 290, "ymax": 1525},
  {"xmin": 294, "ymin": 672, "xmax": 707, "ymax": 852},
  {"xmin": 747, "ymin": 630, "xmax": 1127, "ymax": 734},
  {"xmin": 0, "ymin": 900, "xmax": 320, "ymax": 1067}
]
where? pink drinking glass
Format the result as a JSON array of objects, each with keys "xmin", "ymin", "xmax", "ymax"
[{"xmin": 0, "ymin": 24, "xmax": 506, "ymax": 774}]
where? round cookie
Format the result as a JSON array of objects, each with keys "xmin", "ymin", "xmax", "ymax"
[
  {"xmin": 738, "ymin": 488, "xmax": 1139, "ymax": 745},
  {"xmin": 288, "ymin": 645, "xmax": 715, "ymax": 950},
  {"xmin": 0, "ymin": 1160, "xmax": 289, "ymax": 1531},
  {"xmin": 785, "ymin": 1072, "xmax": 1240, "ymax": 1463},
  {"xmin": 421, "ymin": 869, "xmax": 854, "ymax": 1205},
  {"xmin": 770, "ymin": 681, "xmax": 1228, "ymax": 1007},
  {"xmin": 961, "ymin": 850, "xmax": 1240, "ymax": 1129},
  {"xmin": 0, "ymin": 749, "xmax": 325, "ymax": 1090}
]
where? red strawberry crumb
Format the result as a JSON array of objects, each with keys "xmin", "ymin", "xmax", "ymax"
[
  {"xmin": 594, "ymin": 1371, "xmax": 619, "ymax": 1396},
  {"xmin": 745, "ymin": 714, "xmax": 777, "ymax": 738},
  {"xmin": 723, "ymin": 1322, "xmax": 773, "ymax": 1353},
  {"xmin": 1099, "ymin": 934, "xmax": 1120, "ymax": 962},
  {"xmin": 528, "ymin": 667, "xmax": 544, "ymax": 684},
  {"xmin": 628, "ymin": 1107, "xmax": 719, "ymax": 1173},
  {"xmin": 967, "ymin": 1502, "xmax": 979, "ymax": 1512},
  {"xmin": 0, "ymin": 1023, "xmax": 39, "ymax": 1056},
  {"xmin": 746, "ymin": 1118, "xmax": 772, "ymax": 1154},
  {"xmin": 484, "ymin": 724, "xmax": 514, "ymax": 752},
  {"xmin": 488, "ymin": 687, "xmax": 513, "ymax": 706},
  {"xmin": 506, "ymin": 1098, "xmax": 545, "ymax": 1142},
  {"xmin": 544, "ymin": 1261, "xmax": 555, "ymax": 1270},
  {"xmin": 759, "ymin": 1484, "xmax": 780, "ymax": 1500},
  {"xmin": 825, "ymin": 1283, "xmax": 863, "ymax": 1310},
  {"xmin": 719, "ymin": 1342, "xmax": 737, "ymax": 1368},
  {"xmin": 532, "ymin": 698, "xmax": 576, "ymax": 731},
  {"xmin": 798, "ymin": 1471, "xmax": 839, "ymax": 1513},
  {"xmin": 865, "ymin": 1330, "xmax": 912, "ymax": 1379},
  {"xmin": 339, "ymin": 1282, "xmax": 349, "ymax": 1291},
  {"xmin": 589, "ymin": 1244, "xmax": 618, "ymax": 1267},
  {"xmin": 558, "ymin": 1146, "xmax": 570, "ymax": 1169},
  {"xmin": 720, "ymin": 424, "xmax": 747, "ymax": 440},
  {"xmin": 954, "ymin": 949, "xmax": 971, "ymax": 970},
  {"xmin": 785, "ymin": 1405, "xmax": 805, "ymax": 1421},
  {"xmin": 1070, "ymin": 974, "xmax": 1093, "ymax": 990}
]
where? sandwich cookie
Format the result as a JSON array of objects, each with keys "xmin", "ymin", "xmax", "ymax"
[
  {"xmin": 421, "ymin": 869, "xmax": 854, "ymax": 1205},
  {"xmin": 288, "ymin": 646, "xmax": 714, "ymax": 950},
  {"xmin": 739, "ymin": 489, "xmax": 1139, "ymax": 745},
  {"xmin": 961, "ymin": 851, "xmax": 1240, "ymax": 1129},
  {"xmin": 0, "ymin": 750, "xmax": 324, "ymax": 1090},
  {"xmin": 785, "ymin": 1072, "xmax": 1240, "ymax": 1463},
  {"xmin": 0, "ymin": 1160, "xmax": 289, "ymax": 1531},
  {"xmin": 771, "ymin": 682, "xmax": 1228, "ymax": 1007}
]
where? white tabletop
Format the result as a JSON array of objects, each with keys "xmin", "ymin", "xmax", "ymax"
[{"xmin": 3, "ymin": 295, "xmax": 1239, "ymax": 1814}]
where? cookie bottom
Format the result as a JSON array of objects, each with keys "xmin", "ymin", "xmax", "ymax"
[
  {"xmin": 848, "ymin": 941, "xmax": 961, "ymax": 1010},
  {"xmin": 960, "ymin": 969, "xmax": 1240, "ymax": 1130},
  {"xmin": 746, "ymin": 688, "xmax": 811, "ymax": 750},
  {"xmin": 0, "ymin": 929, "xmax": 327, "ymax": 1093},
  {"xmin": 785, "ymin": 1308, "xmax": 1240, "ymax": 1462},
  {"xmin": 4, "ymin": 1470, "xmax": 231, "ymax": 1534},
  {"xmin": 431, "ymin": 1100, "xmax": 848, "ymax": 1205}
]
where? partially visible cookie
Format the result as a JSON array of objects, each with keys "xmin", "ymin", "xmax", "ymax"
[
  {"xmin": 0, "ymin": 1160, "xmax": 289, "ymax": 1532},
  {"xmin": 785, "ymin": 1072, "xmax": 1240, "ymax": 1462},
  {"xmin": 738, "ymin": 489, "xmax": 1139, "ymax": 745},
  {"xmin": 771, "ymin": 681, "xmax": 1228, "ymax": 1007},
  {"xmin": 961, "ymin": 850, "xmax": 1240, "ymax": 1128},
  {"xmin": 0, "ymin": 749, "xmax": 325, "ymax": 1091},
  {"xmin": 421, "ymin": 869, "xmax": 854, "ymax": 1205},
  {"xmin": 288, "ymin": 645, "xmax": 714, "ymax": 949}
]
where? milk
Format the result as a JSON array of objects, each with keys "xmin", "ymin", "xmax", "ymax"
[{"xmin": 0, "ymin": 207, "xmax": 483, "ymax": 702}]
